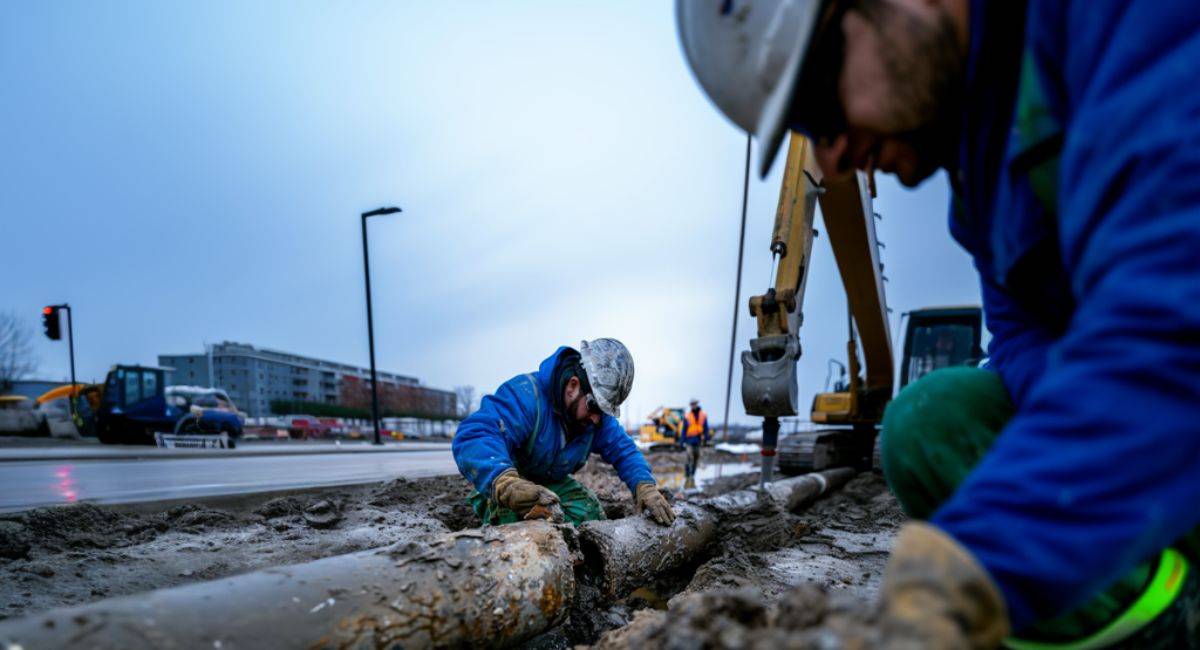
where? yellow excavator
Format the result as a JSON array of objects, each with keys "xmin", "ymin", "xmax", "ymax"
[
  {"xmin": 739, "ymin": 134, "xmax": 982, "ymax": 481},
  {"xmin": 639, "ymin": 406, "xmax": 685, "ymax": 451}
]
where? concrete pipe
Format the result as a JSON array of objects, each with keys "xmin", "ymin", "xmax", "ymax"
[
  {"xmin": 760, "ymin": 467, "xmax": 857, "ymax": 512},
  {"xmin": 581, "ymin": 468, "xmax": 857, "ymax": 600},
  {"xmin": 0, "ymin": 521, "xmax": 576, "ymax": 649}
]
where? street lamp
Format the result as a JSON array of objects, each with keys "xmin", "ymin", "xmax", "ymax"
[{"xmin": 361, "ymin": 206, "xmax": 401, "ymax": 445}]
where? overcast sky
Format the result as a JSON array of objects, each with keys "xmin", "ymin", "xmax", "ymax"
[{"xmin": 2, "ymin": 1, "xmax": 980, "ymax": 427}]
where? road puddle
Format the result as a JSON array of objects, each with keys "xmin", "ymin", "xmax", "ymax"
[{"xmin": 654, "ymin": 461, "xmax": 756, "ymax": 491}]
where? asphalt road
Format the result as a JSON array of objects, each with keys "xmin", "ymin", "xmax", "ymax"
[{"xmin": 0, "ymin": 449, "xmax": 459, "ymax": 512}]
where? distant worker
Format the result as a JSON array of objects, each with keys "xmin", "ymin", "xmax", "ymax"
[
  {"xmin": 682, "ymin": 398, "xmax": 709, "ymax": 479},
  {"xmin": 452, "ymin": 339, "xmax": 675, "ymax": 527},
  {"xmin": 678, "ymin": 0, "xmax": 1200, "ymax": 647}
]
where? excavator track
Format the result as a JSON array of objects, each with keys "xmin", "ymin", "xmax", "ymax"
[{"xmin": 778, "ymin": 428, "xmax": 878, "ymax": 475}]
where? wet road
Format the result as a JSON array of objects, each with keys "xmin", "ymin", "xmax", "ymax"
[{"xmin": 0, "ymin": 449, "xmax": 458, "ymax": 512}]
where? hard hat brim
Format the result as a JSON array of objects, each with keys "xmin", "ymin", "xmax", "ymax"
[{"xmin": 756, "ymin": 1, "xmax": 821, "ymax": 178}]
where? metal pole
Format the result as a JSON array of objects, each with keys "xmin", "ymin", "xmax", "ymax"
[
  {"xmin": 361, "ymin": 215, "xmax": 382, "ymax": 445},
  {"xmin": 721, "ymin": 134, "xmax": 753, "ymax": 444},
  {"xmin": 760, "ymin": 415, "xmax": 779, "ymax": 486},
  {"xmin": 360, "ymin": 206, "xmax": 400, "ymax": 446},
  {"xmin": 64, "ymin": 304, "xmax": 76, "ymax": 421}
]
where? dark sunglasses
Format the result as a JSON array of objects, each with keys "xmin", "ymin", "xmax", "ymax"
[{"xmin": 786, "ymin": 0, "xmax": 851, "ymax": 142}]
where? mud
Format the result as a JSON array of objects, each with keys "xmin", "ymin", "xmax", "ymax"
[
  {"xmin": 589, "ymin": 584, "xmax": 877, "ymax": 649},
  {"xmin": 0, "ymin": 448, "xmax": 895, "ymax": 648},
  {"xmin": 0, "ymin": 451, "xmax": 724, "ymax": 623},
  {"xmin": 0, "ymin": 474, "xmax": 475, "ymax": 620},
  {"xmin": 587, "ymin": 472, "xmax": 903, "ymax": 648}
]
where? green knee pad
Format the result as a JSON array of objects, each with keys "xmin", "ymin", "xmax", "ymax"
[
  {"xmin": 880, "ymin": 366, "xmax": 1013, "ymax": 519},
  {"xmin": 468, "ymin": 475, "xmax": 607, "ymax": 526}
]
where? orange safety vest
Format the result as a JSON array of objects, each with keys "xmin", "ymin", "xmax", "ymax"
[{"xmin": 684, "ymin": 409, "xmax": 707, "ymax": 439}]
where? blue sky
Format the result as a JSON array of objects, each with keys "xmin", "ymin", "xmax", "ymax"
[{"xmin": 1, "ymin": 1, "xmax": 980, "ymax": 426}]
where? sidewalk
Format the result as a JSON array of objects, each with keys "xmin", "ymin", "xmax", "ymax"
[{"xmin": 0, "ymin": 439, "xmax": 452, "ymax": 462}]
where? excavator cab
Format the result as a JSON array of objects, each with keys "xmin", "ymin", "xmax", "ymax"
[
  {"xmin": 639, "ymin": 406, "xmax": 685, "ymax": 451},
  {"xmin": 781, "ymin": 306, "xmax": 985, "ymax": 476},
  {"xmin": 900, "ymin": 307, "xmax": 984, "ymax": 388}
]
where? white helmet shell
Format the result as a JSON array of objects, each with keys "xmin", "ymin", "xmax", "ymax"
[
  {"xmin": 676, "ymin": 0, "xmax": 822, "ymax": 176},
  {"xmin": 579, "ymin": 338, "xmax": 634, "ymax": 419}
]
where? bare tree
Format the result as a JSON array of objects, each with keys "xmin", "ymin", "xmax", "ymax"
[
  {"xmin": 455, "ymin": 385, "xmax": 477, "ymax": 418},
  {"xmin": 0, "ymin": 311, "xmax": 38, "ymax": 392}
]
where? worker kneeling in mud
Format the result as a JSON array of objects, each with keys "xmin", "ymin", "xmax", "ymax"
[{"xmin": 452, "ymin": 338, "xmax": 675, "ymax": 527}]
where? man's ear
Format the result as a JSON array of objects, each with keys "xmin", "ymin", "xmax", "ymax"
[{"xmin": 565, "ymin": 376, "xmax": 580, "ymax": 399}]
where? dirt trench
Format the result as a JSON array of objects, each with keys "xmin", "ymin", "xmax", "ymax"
[
  {"xmin": 528, "ymin": 456, "xmax": 903, "ymax": 648},
  {"xmin": 578, "ymin": 472, "xmax": 903, "ymax": 648},
  {"xmin": 0, "ymin": 448, "xmax": 901, "ymax": 648},
  {"xmin": 0, "ymin": 448, "xmax": 716, "ymax": 621}
]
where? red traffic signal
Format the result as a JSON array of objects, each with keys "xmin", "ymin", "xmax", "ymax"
[{"xmin": 42, "ymin": 306, "xmax": 61, "ymax": 340}]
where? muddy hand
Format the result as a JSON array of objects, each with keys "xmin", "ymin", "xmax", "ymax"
[
  {"xmin": 878, "ymin": 522, "xmax": 1008, "ymax": 648},
  {"xmin": 635, "ymin": 482, "xmax": 675, "ymax": 526},
  {"xmin": 493, "ymin": 469, "xmax": 560, "ymax": 517}
]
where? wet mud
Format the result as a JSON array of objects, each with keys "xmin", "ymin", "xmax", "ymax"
[
  {"xmin": 586, "ymin": 472, "xmax": 903, "ymax": 648},
  {"xmin": 0, "ymin": 474, "xmax": 475, "ymax": 620},
  {"xmin": 0, "ymin": 448, "xmax": 900, "ymax": 649}
]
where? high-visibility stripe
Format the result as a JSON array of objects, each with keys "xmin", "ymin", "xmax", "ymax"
[
  {"xmin": 1004, "ymin": 549, "xmax": 1189, "ymax": 650},
  {"xmin": 685, "ymin": 410, "xmax": 707, "ymax": 438}
]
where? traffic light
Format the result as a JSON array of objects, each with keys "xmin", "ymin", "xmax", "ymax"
[{"xmin": 42, "ymin": 306, "xmax": 61, "ymax": 340}]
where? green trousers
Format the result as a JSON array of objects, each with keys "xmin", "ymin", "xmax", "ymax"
[
  {"xmin": 880, "ymin": 366, "xmax": 1199, "ymax": 648},
  {"xmin": 468, "ymin": 475, "xmax": 606, "ymax": 527}
]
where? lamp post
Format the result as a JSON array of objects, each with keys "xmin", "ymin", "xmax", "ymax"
[{"xmin": 361, "ymin": 206, "xmax": 401, "ymax": 445}]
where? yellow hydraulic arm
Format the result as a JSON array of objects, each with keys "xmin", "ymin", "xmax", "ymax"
[{"xmin": 741, "ymin": 133, "xmax": 893, "ymax": 481}]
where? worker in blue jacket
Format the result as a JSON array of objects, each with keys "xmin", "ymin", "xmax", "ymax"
[
  {"xmin": 678, "ymin": 0, "xmax": 1200, "ymax": 646},
  {"xmin": 453, "ymin": 339, "xmax": 675, "ymax": 527}
]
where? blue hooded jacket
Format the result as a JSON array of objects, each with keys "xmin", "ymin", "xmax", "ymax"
[
  {"xmin": 935, "ymin": 0, "xmax": 1200, "ymax": 630},
  {"xmin": 452, "ymin": 347, "xmax": 655, "ymax": 498}
]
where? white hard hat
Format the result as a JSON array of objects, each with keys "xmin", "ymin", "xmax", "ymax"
[
  {"xmin": 676, "ymin": 0, "xmax": 822, "ymax": 176},
  {"xmin": 579, "ymin": 338, "xmax": 634, "ymax": 418}
]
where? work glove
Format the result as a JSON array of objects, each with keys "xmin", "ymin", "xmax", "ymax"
[
  {"xmin": 492, "ymin": 469, "xmax": 561, "ymax": 521},
  {"xmin": 635, "ymin": 482, "xmax": 676, "ymax": 526},
  {"xmin": 877, "ymin": 521, "xmax": 1009, "ymax": 649}
]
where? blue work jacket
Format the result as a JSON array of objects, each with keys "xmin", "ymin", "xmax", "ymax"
[
  {"xmin": 452, "ymin": 347, "xmax": 654, "ymax": 498},
  {"xmin": 934, "ymin": 0, "xmax": 1200, "ymax": 630}
]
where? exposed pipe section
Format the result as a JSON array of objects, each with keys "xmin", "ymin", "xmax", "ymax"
[
  {"xmin": 580, "ymin": 468, "xmax": 856, "ymax": 600},
  {"xmin": 0, "ymin": 469, "xmax": 858, "ymax": 648},
  {"xmin": 0, "ymin": 521, "xmax": 576, "ymax": 649},
  {"xmin": 761, "ymin": 466, "xmax": 856, "ymax": 512}
]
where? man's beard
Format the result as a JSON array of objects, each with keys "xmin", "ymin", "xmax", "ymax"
[{"xmin": 564, "ymin": 394, "xmax": 590, "ymax": 437}]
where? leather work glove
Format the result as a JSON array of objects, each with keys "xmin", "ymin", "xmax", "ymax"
[
  {"xmin": 878, "ymin": 521, "xmax": 1009, "ymax": 649},
  {"xmin": 635, "ymin": 482, "xmax": 676, "ymax": 526},
  {"xmin": 492, "ymin": 469, "xmax": 560, "ymax": 521}
]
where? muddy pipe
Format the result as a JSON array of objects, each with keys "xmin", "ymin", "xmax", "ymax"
[
  {"xmin": 581, "ymin": 468, "xmax": 856, "ymax": 600},
  {"xmin": 0, "ymin": 521, "xmax": 576, "ymax": 649},
  {"xmin": 761, "ymin": 466, "xmax": 857, "ymax": 512}
]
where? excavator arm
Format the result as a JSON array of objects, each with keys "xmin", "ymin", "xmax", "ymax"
[{"xmin": 741, "ymin": 134, "xmax": 893, "ymax": 482}]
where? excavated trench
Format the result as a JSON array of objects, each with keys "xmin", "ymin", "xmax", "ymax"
[{"xmin": 0, "ymin": 448, "xmax": 902, "ymax": 647}]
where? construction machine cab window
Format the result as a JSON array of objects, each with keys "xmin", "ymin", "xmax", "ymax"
[
  {"xmin": 112, "ymin": 367, "xmax": 161, "ymax": 409},
  {"xmin": 904, "ymin": 325, "xmax": 974, "ymax": 385},
  {"xmin": 123, "ymin": 369, "xmax": 142, "ymax": 405},
  {"xmin": 899, "ymin": 308, "xmax": 984, "ymax": 389}
]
